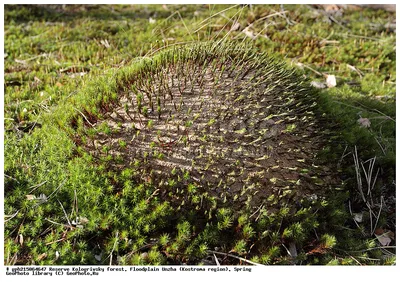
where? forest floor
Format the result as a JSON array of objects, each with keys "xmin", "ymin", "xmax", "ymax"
[{"xmin": 3, "ymin": 4, "xmax": 396, "ymax": 266}]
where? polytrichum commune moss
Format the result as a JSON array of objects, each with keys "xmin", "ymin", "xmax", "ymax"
[{"xmin": 73, "ymin": 42, "xmax": 339, "ymax": 213}]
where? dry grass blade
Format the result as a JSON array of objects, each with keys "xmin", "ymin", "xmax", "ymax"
[
  {"xmin": 353, "ymin": 146, "xmax": 366, "ymax": 203},
  {"xmin": 28, "ymin": 180, "xmax": 48, "ymax": 194},
  {"xmin": 57, "ymin": 199, "xmax": 72, "ymax": 227},
  {"xmin": 177, "ymin": 11, "xmax": 195, "ymax": 42},
  {"xmin": 107, "ymin": 231, "xmax": 119, "ymax": 265},
  {"xmin": 213, "ymin": 253, "xmax": 221, "ymax": 266},
  {"xmin": 249, "ymin": 204, "xmax": 264, "ymax": 219},
  {"xmin": 371, "ymin": 108, "xmax": 395, "ymax": 122},
  {"xmin": 371, "ymin": 196, "xmax": 383, "ymax": 235},
  {"xmin": 348, "ymin": 201, "xmax": 366, "ymax": 236},
  {"xmin": 145, "ymin": 41, "xmax": 196, "ymax": 57},
  {"xmin": 360, "ymin": 157, "xmax": 374, "ymax": 196},
  {"xmin": 45, "ymin": 218, "xmax": 73, "ymax": 228},
  {"xmin": 213, "ymin": 7, "xmax": 245, "ymax": 45},
  {"xmin": 70, "ymin": 189, "xmax": 79, "ymax": 219},
  {"xmin": 4, "ymin": 210, "xmax": 20, "ymax": 223},
  {"xmin": 352, "ymin": 146, "xmax": 386, "ymax": 236},
  {"xmin": 193, "ymin": 4, "xmax": 240, "ymax": 34},
  {"xmin": 47, "ymin": 179, "xmax": 67, "ymax": 199},
  {"xmin": 74, "ymin": 107, "xmax": 94, "ymax": 127},
  {"xmin": 209, "ymin": 250, "xmax": 264, "ymax": 266},
  {"xmin": 5, "ymin": 174, "xmax": 20, "ymax": 183}
]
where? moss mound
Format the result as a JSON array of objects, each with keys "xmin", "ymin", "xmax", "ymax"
[
  {"xmin": 72, "ymin": 42, "xmax": 338, "ymax": 212},
  {"xmin": 36, "ymin": 41, "xmax": 342, "ymax": 264}
]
